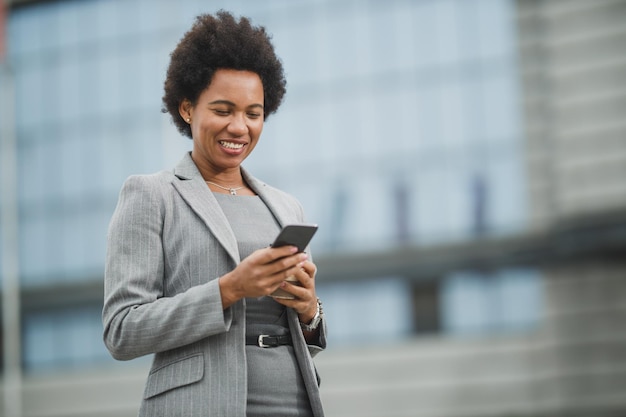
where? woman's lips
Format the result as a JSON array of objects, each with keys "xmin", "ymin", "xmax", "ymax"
[{"xmin": 219, "ymin": 140, "xmax": 246, "ymax": 154}]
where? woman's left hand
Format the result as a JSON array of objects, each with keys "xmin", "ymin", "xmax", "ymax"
[{"xmin": 272, "ymin": 260, "xmax": 318, "ymax": 324}]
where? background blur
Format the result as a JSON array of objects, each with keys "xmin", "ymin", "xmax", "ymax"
[{"xmin": 1, "ymin": 0, "xmax": 625, "ymax": 416}]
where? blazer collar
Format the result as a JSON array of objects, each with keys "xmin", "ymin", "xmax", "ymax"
[
  {"xmin": 171, "ymin": 153, "xmax": 239, "ymax": 263},
  {"xmin": 170, "ymin": 153, "xmax": 291, "ymax": 263},
  {"xmin": 241, "ymin": 169, "xmax": 294, "ymax": 229}
]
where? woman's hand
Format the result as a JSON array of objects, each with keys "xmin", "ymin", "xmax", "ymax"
[
  {"xmin": 272, "ymin": 260, "xmax": 318, "ymax": 323},
  {"xmin": 218, "ymin": 245, "xmax": 308, "ymax": 309}
]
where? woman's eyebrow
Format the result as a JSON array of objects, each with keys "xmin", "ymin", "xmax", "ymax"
[
  {"xmin": 209, "ymin": 100, "xmax": 264, "ymax": 109},
  {"xmin": 209, "ymin": 99, "xmax": 235, "ymax": 106}
]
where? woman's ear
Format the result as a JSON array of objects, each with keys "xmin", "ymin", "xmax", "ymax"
[{"xmin": 179, "ymin": 99, "xmax": 193, "ymax": 123}]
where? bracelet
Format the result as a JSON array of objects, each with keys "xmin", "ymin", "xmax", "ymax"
[{"xmin": 300, "ymin": 298, "xmax": 323, "ymax": 332}]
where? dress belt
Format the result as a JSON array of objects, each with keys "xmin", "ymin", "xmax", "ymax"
[{"xmin": 246, "ymin": 333, "xmax": 292, "ymax": 348}]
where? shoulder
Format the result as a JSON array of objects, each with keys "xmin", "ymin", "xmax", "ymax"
[
  {"xmin": 121, "ymin": 170, "xmax": 175, "ymax": 189},
  {"xmin": 113, "ymin": 170, "xmax": 177, "ymax": 214},
  {"xmin": 117, "ymin": 169, "xmax": 178, "ymax": 199}
]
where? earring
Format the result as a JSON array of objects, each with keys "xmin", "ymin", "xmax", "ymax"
[{"xmin": 186, "ymin": 118, "xmax": 191, "ymax": 123}]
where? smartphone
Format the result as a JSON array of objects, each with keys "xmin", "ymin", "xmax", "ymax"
[
  {"xmin": 271, "ymin": 224, "xmax": 318, "ymax": 253},
  {"xmin": 270, "ymin": 224, "xmax": 318, "ymax": 299}
]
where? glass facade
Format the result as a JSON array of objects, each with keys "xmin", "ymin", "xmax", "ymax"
[
  {"xmin": 3, "ymin": 0, "xmax": 539, "ymax": 371},
  {"xmin": 23, "ymin": 305, "xmax": 111, "ymax": 371},
  {"xmin": 441, "ymin": 268, "xmax": 542, "ymax": 334}
]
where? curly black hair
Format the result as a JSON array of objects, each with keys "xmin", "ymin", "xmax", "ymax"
[{"xmin": 162, "ymin": 10, "xmax": 287, "ymax": 138}]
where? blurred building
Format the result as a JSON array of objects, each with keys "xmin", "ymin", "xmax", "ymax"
[{"xmin": 0, "ymin": 0, "xmax": 625, "ymax": 416}]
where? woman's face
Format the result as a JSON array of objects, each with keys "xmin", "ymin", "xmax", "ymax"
[{"xmin": 181, "ymin": 69, "xmax": 264, "ymax": 175}]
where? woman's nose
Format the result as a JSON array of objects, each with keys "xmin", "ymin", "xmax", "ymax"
[{"xmin": 228, "ymin": 114, "xmax": 248, "ymax": 135}]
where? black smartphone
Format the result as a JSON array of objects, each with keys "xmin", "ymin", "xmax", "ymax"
[
  {"xmin": 271, "ymin": 224, "xmax": 318, "ymax": 253},
  {"xmin": 270, "ymin": 224, "xmax": 318, "ymax": 299}
]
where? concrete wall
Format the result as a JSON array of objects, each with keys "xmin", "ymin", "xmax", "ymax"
[{"xmin": 518, "ymin": 0, "xmax": 626, "ymax": 225}]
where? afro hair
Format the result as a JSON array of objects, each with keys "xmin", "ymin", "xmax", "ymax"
[{"xmin": 162, "ymin": 10, "xmax": 287, "ymax": 138}]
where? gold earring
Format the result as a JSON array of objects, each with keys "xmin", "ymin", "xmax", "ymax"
[{"xmin": 186, "ymin": 118, "xmax": 191, "ymax": 123}]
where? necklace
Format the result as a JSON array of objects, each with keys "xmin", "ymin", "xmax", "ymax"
[{"xmin": 205, "ymin": 181, "xmax": 246, "ymax": 195}]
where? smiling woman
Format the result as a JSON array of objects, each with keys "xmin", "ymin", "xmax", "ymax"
[
  {"xmin": 102, "ymin": 10, "xmax": 326, "ymax": 417},
  {"xmin": 179, "ymin": 69, "xmax": 265, "ymax": 193},
  {"xmin": 161, "ymin": 11, "xmax": 286, "ymax": 137}
]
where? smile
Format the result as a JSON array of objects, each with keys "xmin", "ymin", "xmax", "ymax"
[{"xmin": 219, "ymin": 141, "xmax": 245, "ymax": 150}]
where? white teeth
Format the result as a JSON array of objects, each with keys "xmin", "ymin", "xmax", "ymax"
[{"xmin": 220, "ymin": 141, "xmax": 244, "ymax": 150}]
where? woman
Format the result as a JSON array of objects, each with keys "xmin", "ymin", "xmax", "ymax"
[{"xmin": 102, "ymin": 11, "xmax": 326, "ymax": 417}]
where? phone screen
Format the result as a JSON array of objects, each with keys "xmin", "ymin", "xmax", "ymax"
[{"xmin": 271, "ymin": 224, "xmax": 318, "ymax": 253}]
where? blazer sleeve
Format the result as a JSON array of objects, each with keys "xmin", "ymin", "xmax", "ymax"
[{"xmin": 102, "ymin": 175, "xmax": 232, "ymax": 361}]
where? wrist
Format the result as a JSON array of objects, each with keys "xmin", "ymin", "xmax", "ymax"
[
  {"xmin": 218, "ymin": 273, "xmax": 242, "ymax": 309},
  {"xmin": 300, "ymin": 298, "xmax": 323, "ymax": 332},
  {"xmin": 299, "ymin": 301, "xmax": 317, "ymax": 323}
]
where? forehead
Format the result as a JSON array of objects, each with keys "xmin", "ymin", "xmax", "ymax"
[{"xmin": 203, "ymin": 69, "xmax": 264, "ymax": 104}]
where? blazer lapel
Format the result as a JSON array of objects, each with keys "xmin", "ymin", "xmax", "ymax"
[
  {"xmin": 171, "ymin": 153, "xmax": 241, "ymax": 263},
  {"xmin": 243, "ymin": 168, "xmax": 294, "ymax": 228}
]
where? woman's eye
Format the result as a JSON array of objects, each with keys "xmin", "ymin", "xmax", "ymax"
[
  {"xmin": 247, "ymin": 113, "xmax": 261, "ymax": 119},
  {"xmin": 213, "ymin": 109, "xmax": 230, "ymax": 116}
]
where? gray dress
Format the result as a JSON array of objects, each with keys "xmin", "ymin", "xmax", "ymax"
[{"xmin": 214, "ymin": 193, "xmax": 313, "ymax": 417}]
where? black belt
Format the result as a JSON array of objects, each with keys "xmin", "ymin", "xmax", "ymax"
[{"xmin": 246, "ymin": 334, "xmax": 292, "ymax": 348}]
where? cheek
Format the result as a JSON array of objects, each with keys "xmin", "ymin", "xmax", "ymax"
[{"xmin": 197, "ymin": 118, "xmax": 224, "ymax": 138}]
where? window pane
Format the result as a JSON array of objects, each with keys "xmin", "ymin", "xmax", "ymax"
[
  {"xmin": 317, "ymin": 278, "xmax": 412, "ymax": 346},
  {"xmin": 441, "ymin": 268, "xmax": 543, "ymax": 334},
  {"xmin": 23, "ymin": 306, "xmax": 113, "ymax": 371}
]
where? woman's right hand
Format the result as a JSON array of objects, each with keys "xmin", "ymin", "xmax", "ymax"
[{"xmin": 218, "ymin": 245, "xmax": 308, "ymax": 309}]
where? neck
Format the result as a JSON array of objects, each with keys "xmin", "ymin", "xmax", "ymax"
[{"xmin": 191, "ymin": 153, "xmax": 244, "ymax": 186}]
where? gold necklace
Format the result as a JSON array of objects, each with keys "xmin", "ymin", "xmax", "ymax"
[{"xmin": 205, "ymin": 181, "xmax": 246, "ymax": 195}]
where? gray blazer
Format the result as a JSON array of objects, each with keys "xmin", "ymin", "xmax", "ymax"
[{"xmin": 103, "ymin": 153, "xmax": 326, "ymax": 417}]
